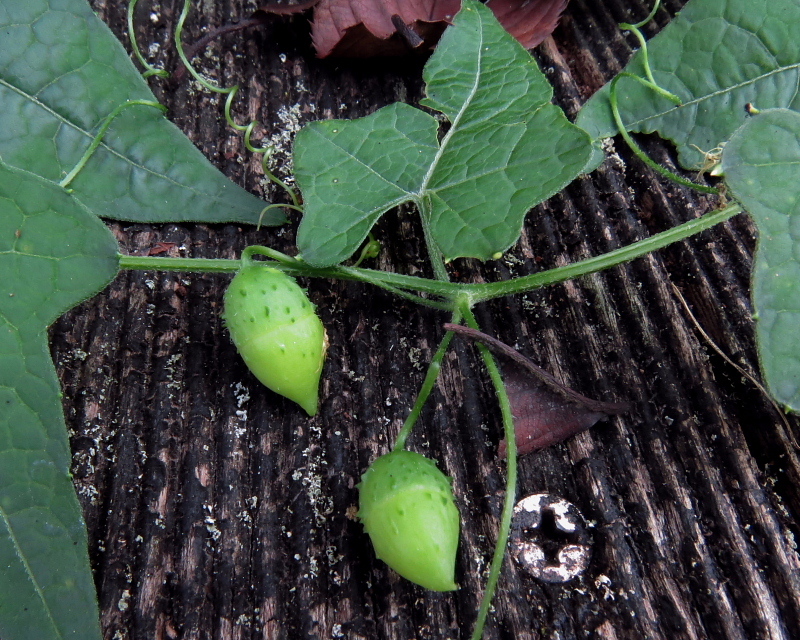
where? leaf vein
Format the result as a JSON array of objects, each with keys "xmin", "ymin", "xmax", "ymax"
[
  {"xmin": 306, "ymin": 127, "xmax": 415, "ymax": 196},
  {"xmin": 0, "ymin": 501, "xmax": 64, "ymax": 640},
  {"xmin": 417, "ymin": 15, "xmax": 485, "ymax": 196}
]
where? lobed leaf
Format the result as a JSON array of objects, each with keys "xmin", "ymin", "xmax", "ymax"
[
  {"xmin": 721, "ymin": 109, "xmax": 800, "ymax": 412},
  {"xmin": 0, "ymin": 0, "xmax": 281, "ymax": 225},
  {"xmin": 0, "ymin": 162, "xmax": 120, "ymax": 640},
  {"xmin": 577, "ymin": 0, "xmax": 800, "ymax": 171},
  {"xmin": 294, "ymin": 0, "xmax": 592, "ymax": 267}
]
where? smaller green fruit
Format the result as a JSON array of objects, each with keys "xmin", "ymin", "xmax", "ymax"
[
  {"xmin": 223, "ymin": 265, "xmax": 326, "ymax": 415},
  {"xmin": 358, "ymin": 450, "xmax": 460, "ymax": 591}
]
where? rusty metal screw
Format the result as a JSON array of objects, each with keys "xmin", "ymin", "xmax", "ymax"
[{"xmin": 510, "ymin": 493, "xmax": 592, "ymax": 583}]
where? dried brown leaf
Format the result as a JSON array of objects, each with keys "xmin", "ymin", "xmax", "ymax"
[
  {"xmin": 257, "ymin": 0, "xmax": 570, "ymax": 57},
  {"xmin": 498, "ymin": 362, "xmax": 609, "ymax": 456},
  {"xmin": 444, "ymin": 324, "xmax": 630, "ymax": 457},
  {"xmin": 310, "ymin": 0, "xmax": 460, "ymax": 57},
  {"xmin": 487, "ymin": 0, "xmax": 569, "ymax": 49}
]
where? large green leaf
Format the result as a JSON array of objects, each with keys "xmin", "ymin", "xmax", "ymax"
[
  {"xmin": 294, "ymin": 0, "xmax": 591, "ymax": 267},
  {"xmin": 721, "ymin": 109, "xmax": 800, "ymax": 412},
  {"xmin": 0, "ymin": 162, "xmax": 119, "ymax": 640},
  {"xmin": 0, "ymin": 0, "xmax": 282, "ymax": 225},
  {"xmin": 576, "ymin": 0, "xmax": 800, "ymax": 171}
]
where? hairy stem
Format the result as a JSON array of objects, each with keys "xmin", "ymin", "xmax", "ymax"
[
  {"xmin": 119, "ymin": 255, "xmax": 243, "ymax": 273},
  {"xmin": 417, "ymin": 197, "xmax": 450, "ymax": 282},
  {"xmin": 464, "ymin": 203, "xmax": 742, "ymax": 302},
  {"xmin": 118, "ymin": 203, "xmax": 741, "ymax": 307},
  {"xmin": 460, "ymin": 305, "xmax": 517, "ymax": 640},
  {"xmin": 393, "ymin": 310, "xmax": 462, "ymax": 451},
  {"xmin": 117, "ymin": 254, "xmax": 454, "ymax": 310}
]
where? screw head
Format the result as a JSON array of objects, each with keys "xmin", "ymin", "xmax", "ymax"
[{"xmin": 510, "ymin": 493, "xmax": 592, "ymax": 583}]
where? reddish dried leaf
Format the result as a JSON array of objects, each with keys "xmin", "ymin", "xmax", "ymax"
[
  {"xmin": 258, "ymin": 0, "xmax": 569, "ymax": 57},
  {"xmin": 311, "ymin": 0, "xmax": 460, "ymax": 57},
  {"xmin": 487, "ymin": 0, "xmax": 569, "ymax": 49},
  {"xmin": 498, "ymin": 362, "xmax": 608, "ymax": 456},
  {"xmin": 444, "ymin": 324, "xmax": 630, "ymax": 457}
]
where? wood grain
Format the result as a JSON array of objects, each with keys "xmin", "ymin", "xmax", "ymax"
[{"xmin": 50, "ymin": 0, "xmax": 800, "ymax": 638}]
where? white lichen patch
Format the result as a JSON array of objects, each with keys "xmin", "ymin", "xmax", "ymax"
[
  {"xmin": 165, "ymin": 353, "xmax": 183, "ymax": 390},
  {"xmin": 295, "ymin": 452, "xmax": 334, "ymax": 528},
  {"xmin": 76, "ymin": 483, "xmax": 100, "ymax": 504},
  {"xmin": 264, "ymin": 102, "xmax": 317, "ymax": 184},
  {"xmin": 235, "ymin": 614, "xmax": 250, "ymax": 626},
  {"xmin": 595, "ymin": 574, "xmax": 615, "ymax": 601},
  {"xmin": 117, "ymin": 589, "xmax": 131, "ymax": 612},
  {"xmin": 204, "ymin": 515, "xmax": 221, "ymax": 542}
]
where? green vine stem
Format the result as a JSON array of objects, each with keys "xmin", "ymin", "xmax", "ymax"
[
  {"xmin": 627, "ymin": 0, "xmax": 661, "ymax": 30},
  {"xmin": 118, "ymin": 252, "xmax": 454, "ymax": 311},
  {"xmin": 258, "ymin": 203, "xmax": 304, "ymax": 229},
  {"xmin": 460, "ymin": 305, "xmax": 517, "ymax": 640},
  {"xmin": 127, "ymin": 0, "xmax": 169, "ymax": 78},
  {"xmin": 242, "ymin": 244, "xmax": 303, "ymax": 268},
  {"xmin": 261, "ymin": 150, "xmax": 301, "ymax": 208},
  {"xmin": 60, "ymin": 100, "xmax": 166, "ymax": 189},
  {"xmin": 464, "ymin": 202, "xmax": 742, "ymax": 302},
  {"xmin": 417, "ymin": 196, "xmax": 451, "ymax": 282},
  {"xmin": 393, "ymin": 312, "xmax": 462, "ymax": 451},
  {"xmin": 173, "ymin": 0, "xmax": 303, "ymax": 205},
  {"xmin": 117, "ymin": 202, "xmax": 742, "ymax": 305},
  {"xmin": 619, "ymin": 0, "xmax": 663, "ymax": 88},
  {"xmin": 619, "ymin": 27, "xmax": 659, "ymax": 88},
  {"xmin": 352, "ymin": 234, "xmax": 382, "ymax": 268},
  {"xmin": 118, "ymin": 255, "xmax": 243, "ymax": 273}
]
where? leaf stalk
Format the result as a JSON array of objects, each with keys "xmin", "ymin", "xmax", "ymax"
[{"xmin": 417, "ymin": 197, "xmax": 451, "ymax": 282}]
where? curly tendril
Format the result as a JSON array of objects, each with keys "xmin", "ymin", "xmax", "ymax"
[
  {"xmin": 173, "ymin": 0, "xmax": 272, "ymax": 150},
  {"xmin": 610, "ymin": 0, "xmax": 719, "ymax": 196},
  {"xmin": 128, "ymin": 0, "xmax": 170, "ymax": 78},
  {"xmin": 127, "ymin": 0, "xmax": 305, "ymax": 215}
]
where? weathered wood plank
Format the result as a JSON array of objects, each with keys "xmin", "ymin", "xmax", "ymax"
[{"xmin": 49, "ymin": 0, "xmax": 800, "ymax": 638}]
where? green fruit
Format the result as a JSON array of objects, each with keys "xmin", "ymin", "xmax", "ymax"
[
  {"xmin": 358, "ymin": 450, "xmax": 460, "ymax": 591},
  {"xmin": 223, "ymin": 265, "xmax": 326, "ymax": 415}
]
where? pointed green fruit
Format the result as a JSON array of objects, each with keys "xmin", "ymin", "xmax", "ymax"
[
  {"xmin": 223, "ymin": 265, "xmax": 326, "ymax": 415},
  {"xmin": 358, "ymin": 450, "xmax": 460, "ymax": 591}
]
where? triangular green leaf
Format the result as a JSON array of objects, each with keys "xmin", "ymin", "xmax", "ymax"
[
  {"xmin": 0, "ymin": 0, "xmax": 282, "ymax": 226},
  {"xmin": 721, "ymin": 109, "xmax": 800, "ymax": 412},
  {"xmin": 0, "ymin": 162, "xmax": 119, "ymax": 640},
  {"xmin": 577, "ymin": 0, "xmax": 800, "ymax": 171},
  {"xmin": 294, "ymin": 0, "xmax": 591, "ymax": 267}
]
